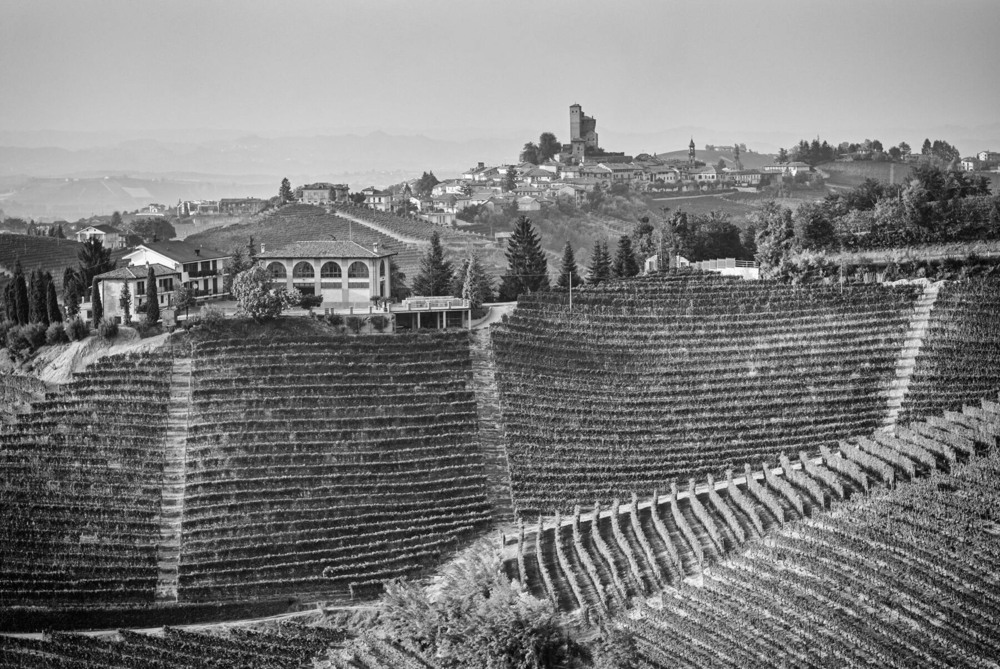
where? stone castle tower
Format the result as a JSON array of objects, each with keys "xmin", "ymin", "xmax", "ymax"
[
  {"xmin": 570, "ymin": 104, "xmax": 599, "ymax": 163},
  {"xmin": 689, "ymin": 138, "xmax": 696, "ymax": 165}
]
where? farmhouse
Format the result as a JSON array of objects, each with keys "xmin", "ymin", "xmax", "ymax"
[
  {"xmin": 260, "ymin": 239, "xmax": 395, "ymax": 307},
  {"xmin": 219, "ymin": 198, "xmax": 268, "ymax": 215},
  {"xmin": 123, "ymin": 240, "xmax": 230, "ymax": 301},
  {"xmin": 93, "ymin": 264, "xmax": 179, "ymax": 323},
  {"xmin": 75, "ymin": 224, "xmax": 124, "ymax": 249}
]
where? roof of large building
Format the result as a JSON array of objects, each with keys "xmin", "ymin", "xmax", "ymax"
[
  {"xmin": 258, "ymin": 240, "xmax": 395, "ymax": 259},
  {"xmin": 129, "ymin": 240, "xmax": 230, "ymax": 263},
  {"xmin": 96, "ymin": 263, "xmax": 178, "ymax": 281}
]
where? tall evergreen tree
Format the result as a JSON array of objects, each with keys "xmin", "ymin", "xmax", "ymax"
[
  {"xmin": 279, "ymin": 177, "xmax": 294, "ymax": 204},
  {"xmin": 13, "ymin": 261, "xmax": 29, "ymax": 325},
  {"xmin": 29, "ymin": 269, "xmax": 49, "ymax": 325},
  {"xmin": 556, "ymin": 242, "xmax": 582, "ymax": 289},
  {"xmin": 3, "ymin": 283, "xmax": 15, "ymax": 323},
  {"xmin": 63, "ymin": 267, "xmax": 80, "ymax": 318},
  {"xmin": 91, "ymin": 277, "xmax": 103, "ymax": 327},
  {"xmin": 611, "ymin": 236, "xmax": 640, "ymax": 278},
  {"xmin": 459, "ymin": 253, "xmax": 494, "ymax": 310},
  {"xmin": 46, "ymin": 277, "xmax": 62, "ymax": 323},
  {"xmin": 119, "ymin": 281, "xmax": 133, "ymax": 325},
  {"xmin": 77, "ymin": 238, "xmax": 115, "ymax": 290},
  {"xmin": 411, "ymin": 231, "xmax": 454, "ymax": 296},
  {"xmin": 504, "ymin": 166, "xmax": 517, "ymax": 192},
  {"xmin": 498, "ymin": 216, "xmax": 549, "ymax": 301},
  {"xmin": 55, "ymin": 224, "xmax": 65, "ymax": 239},
  {"xmin": 145, "ymin": 265, "xmax": 160, "ymax": 324},
  {"xmin": 586, "ymin": 240, "xmax": 611, "ymax": 285}
]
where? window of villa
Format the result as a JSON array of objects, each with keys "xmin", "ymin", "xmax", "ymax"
[
  {"xmin": 321, "ymin": 262, "xmax": 342, "ymax": 278},
  {"xmin": 267, "ymin": 262, "xmax": 287, "ymax": 278},
  {"xmin": 348, "ymin": 261, "xmax": 369, "ymax": 278},
  {"xmin": 293, "ymin": 262, "xmax": 315, "ymax": 278}
]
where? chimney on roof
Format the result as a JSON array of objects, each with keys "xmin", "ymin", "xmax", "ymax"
[
  {"xmin": 373, "ymin": 242, "xmax": 378, "ymax": 254},
  {"xmin": 478, "ymin": 162, "xmax": 485, "ymax": 169},
  {"xmin": 261, "ymin": 243, "xmax": 265, "ymax": 254},
  {"xmin": 194, "ymin": 248, "xmax": 200, "ymax": 257}
]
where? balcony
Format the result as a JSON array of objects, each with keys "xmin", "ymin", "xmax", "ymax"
[{"xmin": 185, "ymin": 268, "xmax": 220, "ymax": 279}]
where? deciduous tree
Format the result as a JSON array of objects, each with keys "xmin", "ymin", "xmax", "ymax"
[
  {"xmin": 232, "ymin": 264, "xmax": 292, "ymax": 322},
  {"xmin": 537, "ymin": 132, "xmax": 561, "ymax": 163}
]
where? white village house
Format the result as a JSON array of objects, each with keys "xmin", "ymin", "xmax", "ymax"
[
  {"xmin": 92, "ymin": 264, "xmax": 179, "ymax": 323},
  {"xmin": 122, "ymin": 240, "xmax": 231, "ymax": 301},
  {"xmin": 75, "ymin": 224, "xmax": 124, "ymax": 249}
]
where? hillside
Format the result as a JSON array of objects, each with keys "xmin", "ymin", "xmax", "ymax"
[
  {"xmin": 817, "ymin": 160, "xmax": 913, "ymax": 187},
  {"xmin": 186, "ymin": 204, "xmax": 507, "ymax": 287},
  {"xmin": 655, "ymin": 147, "xmax": 774, "ymax": 169}
]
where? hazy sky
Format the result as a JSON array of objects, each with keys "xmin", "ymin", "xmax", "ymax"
[{"xmin": 2, "ymin": 0, "xmax": 998, "ymax": 141}]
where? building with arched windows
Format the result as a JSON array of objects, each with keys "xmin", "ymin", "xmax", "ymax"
[{"xmin": 258, "ymin": 240, "xmax": 395, "ymax": 307}]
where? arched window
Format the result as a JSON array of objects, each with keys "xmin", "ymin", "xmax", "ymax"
[
  {"xmin": 267, "ymin": 262, "xmax": 287, "ymax": 278},
  {"xmin": 379, "ymin": 260, "xmax": 386, "ymax": 277},
  {"xmin": 348, "ymin": 261, "xmax": 369, "ymax": 278},
  {"xmin": 293, "ymin": 261, "xmax": 315, "ymax": 279},
  {"xmin": 321, "ymin": 262, "xmax": 342, "ymax": 278}
]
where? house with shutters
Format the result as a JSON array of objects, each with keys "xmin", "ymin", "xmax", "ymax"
[
  {"xmin": 75, "ymin": 224, "xmax": 124, "ymax": 249},
  {"xmin": 122, "ymin": 240, "xmax": 230, "ymax": 301},
  {"xmin": 259, "ymin": 240, "xmax": 396, "ymax": 307},
  {"xmin": 92, "ymin": 264, "xmax": 179, "ymax": 323}
]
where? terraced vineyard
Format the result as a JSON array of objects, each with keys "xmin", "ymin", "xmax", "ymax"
[
  {"xmin": 0, "ymin": 351, "xmax": 173, "ymax": 605},
  {"xmin": 0, "ymin": 234, "xmax": 84, "ymax": 292},
  {"xmin": 179, "ymin": 333, "xmax": 492, "ymax": 601},
  {"xmin": 504, "ymin": 400, "xmax": 998, "ymax": 617},
  {"xmin": 0, "ymin": 622, "xmax": 344, "ymax": 668},
  {"xmin": 0, "ymin": 331, "xmax": 494, "ymax": 612},
  {"xmin": 627, "ymin": 404, "xmax": 1000, "ymax": 668},
  {"xmin": 898, "ymin": 279, "xmax": 1000, "ymax": 424},
  {"xmin": 492, "ymin": 271, "xmax": 922, "ymax": 516}
]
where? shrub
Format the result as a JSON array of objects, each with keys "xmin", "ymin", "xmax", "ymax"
[
  {"xmin": 97, "ymin": 318, "xmax": 119, "ymax": 340},
  {"xmin": 369, "ymin": 315, "xmax": 389, "ymax": 332},
  {"xmin": 326, "ymin": 313, "xmax": 344, "ymax": 329},
  {"xmin": 0, "ymin": 320, "xmax": 12, "ymax": 348},
  {"xmin": 6, "ymin": 323, "xmax": 47, "ymax": 355},
  {"xmin": 133, "ymin": 320, "xmax": 161, "ymax": 338},
  {"xmin": 345, "ymin": 315, "xmax": 365, "ymax": 334},
  {"xmin": 197, "ymin": 304, "xmax": 223, "ymax": 324},
  {"xmin": 65, "ymin": 317, "xmax": 89, "ymax": 342},
  {"xmin": 299, "ymin": 294, "xmax": 324, "ymax": 312},
  {"xmin": 45, "ymin": 322, "xmax": 69, "ymax": 345}
]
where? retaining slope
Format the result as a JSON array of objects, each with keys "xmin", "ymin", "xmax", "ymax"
[{"xmin": 155, "ymin": 355, "xmax": 192, "ymax": 604}]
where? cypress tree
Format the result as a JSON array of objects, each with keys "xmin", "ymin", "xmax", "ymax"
[
  {"xmin": 461, "ymin": 253, "xmax": 494, "ymax": 310},
  {"xmin": 498, "ymin": 216, "xmax": 549, "ymax": 301},
  {"xmin": 31, "ymin": 270, "xmax": 51, "ymax": 326},
  {"xmin": 91, "ymin": 277, "xmax": 103, "ymax": 327},
  {"xmin": 13, "ymin": 261, "xmax": 29, "ymax": 325},
  {"xmin": 411, "ymin": 231, "xmax": 454, "ymax": 296},
  {"xmin": 145, "ymin": 265, "xmax": 160, "ymax": 324},
  {"xmin": 612, "ymin": 235, "xmax": 640, "ymax": 278},
  {"xmin": 556, "ymin": 242, "xmax": 582, "ymax": 289},
  {"xmin": 586, "ymin": 241, "xmax": 612, "ymax": 285},
  {"xmin": 46, "ymin": 278, "xmax": 62, "ymax": 323},
  {"xmin": 119, "ymin": 282, "xmax": 132, "ymax": 325},
  {"xmin": 64, "ymin": 269, "xmax": 80, "ymax": 318},
  {"xmin": 3, "ymin": 283, "xmax": 16, "ymax": 323}
]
